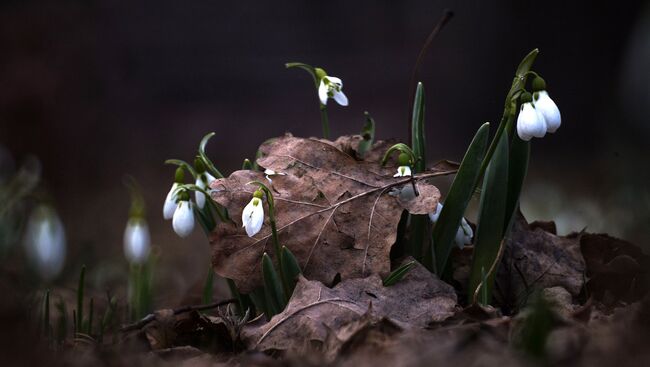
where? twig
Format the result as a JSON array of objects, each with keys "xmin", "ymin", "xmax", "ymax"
[{"xmin": 120, "ymin": 298, "xmax": 236, "ymax": 332}]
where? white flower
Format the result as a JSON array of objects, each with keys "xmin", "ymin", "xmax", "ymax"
[
  {"xmin": 123, "ymin": 218, "xmax": 151, "ymax": 264},
  {"xmin": 195, "ymin": 172, "xmax": 217, "ymax": 209},
  {"xmin": 393, "ymin": 166, "xmax": 412, "ymax": 177},
  {"xmin": 23, "ymin": 205, "xmax": 66, "ymax": 280},
  {"xmin": 172, "ymin": 200, "xmax": 195, "ymax": 237},
  {"xmin": 516, "ymin": 102, "xmax": 547, "ymax": 141},
  {"xmin": 428, "ymin": 203, "xmax": 473, "ymax": 249},
  {"xmin": 242, "ymin": 197, "xmax": 264, "ymax": 237},
  {"xmin": 533, "ymin": 90, "xmax": 561, "ymax": 133},
  {"xmin": 163, "ymin": 183, "xmax": 179, "ymax": 220},
  {"xmin": 318, "ymin": 76, "xmax": 348, "ymax": 106},
  {"xmin": 264, "ymin": 168, "xmax": 287, "ymax": 183}
]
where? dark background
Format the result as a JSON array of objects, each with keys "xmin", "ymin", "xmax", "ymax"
[{"xmin": 1, "ymin": 0, "xmax": 649, "ymax": 291}]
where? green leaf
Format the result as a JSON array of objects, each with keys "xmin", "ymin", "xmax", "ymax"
[
  {"xmin": 198, "ymin": 132, "xmax": 224, "ymax": 179},
  {"xmin": 468, "ymin": 131, "xmax": 509, "ymax": 304},
  {"xmin": 226, "ymin": 278, "xmax": 247, "ymax": 316},
  {"xmin": 76, "ymin": 265, "xmax": 86, "ymax": 334},
  {"xmin": 165, "ymin": 159, "xmax": 197, "ymax": 179},
  {"xmin": 429, "ymin": 123, "xmax": 490, "ymax": 274},
  {"xmin": 504, "ymin": 134, "xmax": 530, "ymax": 233},
  {"xmin": 407, "ymin": 215, "xmax": 429, "ymax": 262},
  {"xmin": 357, "ymin": 111, "xmax": 376, "ymax": 158},
  {"xmin": 280, "ymin": 246, "xmax": 302, "ymax": 298},
  {"xmin": 202, "ymin": 267, "xmax": 215, "ymax": 304},
  {"xmin": 383, "ymin": 260, "xmax": 417, "ymax": 286},
  {"xmin": 248, "ymin": 287, "xmax": 267, "ymax": 317},
  {"xmin": 42, "ymin": 289, "xmax": 50, "ymax": 338},
  {"xmin": 285, "ymin": 62, "xmax": 318, "ymax": 87},
  {"xmin": 262, "ymin": 253, "xmax": 286, "ymax": 317},
  {"xmin": 411, "ymin": 82, "xmax": 426, "ymax": 172}
]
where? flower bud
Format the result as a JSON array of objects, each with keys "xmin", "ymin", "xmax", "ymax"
[{"xmin": 23, "ymin": 205, "xmax": 66, "ymax": 280}]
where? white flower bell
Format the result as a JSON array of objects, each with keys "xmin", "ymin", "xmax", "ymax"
[
  {"xmin": 123, "ymin": 218, "xmax": 151, "ymax": 264},
  {"xmin": 23, "ymin": 205, "xmax": 66, "ymax": 280},
  {"xmin": 393, "ymin": 165, "xmax": 412, "ymax": 177},
  {"xmin": 195, "ymin": 172, "xmax": 217, "ymax": 209},
  {"xmin": 172, "ymin": 192, "xmax": 195, "ymax": 237},
  {"xmin": 163, "ymin": 167, "xmax": 185, "ymax": 220},
  {"xmin": 317, "ymin": 69, "xmax": 348, "ymax": 106},
  {"xmin": 532, "ymin": 77, "xmax": 561, "ymax": 133},
  {"xmin": 516, "ymin": 92, "xmax": 547, "ymax": 141},
  {"xmin": 242, "ymin": 190, "xmax": 264, "ymax": 237},
  {"xmin": 428, "ymin": 202, "xmax": 474, "ymax": 249},
  {"xmin": 264, "ymin": 168, "xmax": 286, "ymax": 184}
]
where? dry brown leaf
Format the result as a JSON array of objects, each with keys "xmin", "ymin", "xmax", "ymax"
[
  {"xmin": 210, "ymin": 135, "xmax": 455, "ymax": 292},
  {"xmin": 241, "ymin": 260, "xmax": 457, "ymax": 352}
]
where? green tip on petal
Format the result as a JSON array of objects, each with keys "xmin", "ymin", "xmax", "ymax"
[
  {"xmin": 531, "ymin": 76, "xmax": 547, "ymax": 92},
  {"xmin": 174, "ymin": 167, "xmax": 185, "ymax": 183},
  {"xmin": 314, "ymin": 67, "xmax": 327, "ymax": 81}
]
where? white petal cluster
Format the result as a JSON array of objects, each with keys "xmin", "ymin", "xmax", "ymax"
[
  {"xmin": 428, "ymin": 203, "xmax": 474, "ymax": 249},
  {"xmin": 23, "ymin": 205, "xmax": 66, "ymax": 280},
  {"xmin": 393, "ymin": 166, "xmax": 412, "ymax": 177},
  {"xmin": 123, "ymin": 218, "xmax": 151, "ymax": 264},
  {"xmin": 195, "ymin": 172, "xmax": 217, "ymax": 209},
  {"xmin": 264, "ymin": 168, "xmax": 287, "ymax": 183},
  {"xmin": 242, "ymin": 197, "xmax": 264, "ymax": 237},
  {"xmin": 318, "ymin": 76, "xmax": 348, "ymax": 106},
  {"xmin": 163, "ymin": 183, "xmax": 179, "ymax": 220},
  {"xmin": 516, "ymin": 90, "xmax": 561, "ymax": 141},
  {"xmin": 172, "ymin": 200, "xmax": 195, "ymax": 237}
]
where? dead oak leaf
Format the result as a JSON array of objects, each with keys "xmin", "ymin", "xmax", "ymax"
[
  {"xmin": 210, "ymin": 135, "xmax": 454, "ymax": 292},
  {"xmin": 241, "ymin": 260, "xmax": 457, "ymax": 352}
]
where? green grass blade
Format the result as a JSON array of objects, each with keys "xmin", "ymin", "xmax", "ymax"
[
  {"xmin": 468, "ymin": 131, "xmax": 509, "ymax": 304},
  {"xmin": 202, "ymin": 267, "xmax": 215, "ymax": 304},
  {"xmin": 280, "ymin": 246, "xmax": 302, "ymax": 298},
  {"xmin": 357, "ymin": 111, "xmax": 376, "ymax": 158},
  {"xmin": 55, "ymin": 298, "xmax": 68, "ymax": 344},
  {"xmin": 199, "ymin": 132, "xmax": 225, "ymax": 179},
  {"xmin": 226, "ymin": 278, "xmax": 246, "ymax": 316},
  {"xmin": 383, "ymin": 260, "xmax": 416, "ymax": 286},
  {"xmin": 504, "ymin": 135, "xmax": 530, "ymax": 233},
  {"xmin": 411, "ymin": 82, "xmax": 426, "ymax": 172},
  {"xmin": 43, "ymin": 289, "xmax": 50, "ymax": 338},
  {"xmin": 76, "ymin": 265, "xmax": 86, "ymax": 334},
  {"xmin": 86, "ymin": 297, "xmax": 94, "ymax": 335},
  {"xmin": 430, "ymin": 123, "xmax": 490, "ymax": 274},
  {"xmin": 262, "ymin": 253, "xmax": 286, "ymax": 317}
]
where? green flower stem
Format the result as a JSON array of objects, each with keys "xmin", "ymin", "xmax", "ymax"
[{"xmin": 320, "ymin": 104, "xmax": 330, "ymax": 140}]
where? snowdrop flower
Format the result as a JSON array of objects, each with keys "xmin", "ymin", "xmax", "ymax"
[
  {"xmin": 172, "ymin": 191, "xmax": 195, "ymax": 237},
  {"xmin": 195, "ymin": 171, "xmax": 217, "ymax": 209},
  {"xmin": 316, "ymin": 68, "xmax": 348, "ymax": 106},
  {"xmin": 264, "ymin": 168, "xmax": 286, "ymax": 183},
  {"xmin": 23, "ymin": 205, "xmax": 66, "ymax": 280},
  {"xmin": 123, "ymin": 218, "xmax": 151, "ymax": 264},
  {"xmin": 516, "ymin": 92, "xmax": 547, "ymax": 141},
  {"xmin": 393, "ymin": 166, "xmax": 412, "ymax": 177},
  {"xmin": 532, "ymin": 77, "xmax": 561, "ymax": 133},
  {"xmin": 242, "ymin": 190, "xmax": 264, "ymax": 237},
  {"xmin": 163, "ymin": 167, "xmax": 185, "ymax": 220},
  {"xmin": 428, "ymin": 203, "xmax": 474, "ymax": 249}
]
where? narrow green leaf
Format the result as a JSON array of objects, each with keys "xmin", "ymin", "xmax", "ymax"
[
  {"xmin": 280, "ymin": 246, "xmax": 302, "ymax": 298},
  {"xmin": 76, "ymin": 265, "xmax": 86, "ymax": 333},
  {"xmin": 515, "ymin": 49, "xmax": 540, "ymax": 80},
  {"xmin": 262, "ymin": 253, "xmax": 286, "ymax": 317},
  {"xmin": 242, "ymin": 158, "xmax": 253, "ymax": 170},
  {"xmin": 198, "ymin": 132, "xmax": 224, "ymax": 179},
  {"xmin": 504, "ymin": 134, "xmax": 530, "ymax": 233},
  {"xmin": 248, "ymin": 287, "xmax": 267, "ymax": 317},
  {"xmin": 43, "ymin": 289, "xmax": 50, "ymax": 338},
  {"xmin": 407, "ymin": 215, "xmax": 429, "ymax": 262},
  {"xmin": 468, "ymin": 131, "xmax": 509, "ymax": 304},
  {"xmin": 226, "ymin": 278, "xmax": 246, "ymax": 316},
  {"xmin": 165, "ymin": 159, "xmax": 197, "ymax": 178},
  {"xmin": 357, "ymin": 111, "xmax": 376, "ymax": 158},
  {"xmin": 430, "ymin": 123, "xmax": 490, "ymax": 274},
  {"xmin": 411, "ymin": 82, "xmax": 426, "ymax": 172},
  {"xmin": 202, "ymin": 267, "xmax": 215, "ymax": 304},
  {"xmin": 383, "ymin": 260, "xmax": 417, "ymax": 286}
]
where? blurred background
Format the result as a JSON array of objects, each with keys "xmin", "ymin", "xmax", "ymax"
[{"xmin": 1, "ymin": 0, "xmax": 649, "ymax": 303}]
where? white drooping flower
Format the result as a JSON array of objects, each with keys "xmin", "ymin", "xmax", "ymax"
[
  {"xmin": 23, "ymin": 205, "xmax": 66, "ymax": 280},
  {"xmin": 172, "ymin": 199, "xmax": 195, "ymax": 238},
  {"xmin": 428, "ymin": 202, "xmax": 474, "ymax": 249},
  {"xmin": 242, "ymin": 196, "xmax": 264, "ymax": 237},
  {"xmin": 123, "ymin": 218, "xmax": 151, "ymax": 264},
  {"xmin": 264, "ymin": 168, "xmax": 287, "ymax": 183},
  {"xmin": 195, "ymin": 172, "xmax": 217, "ymax": 209},
  {"xmin": 516, "ymin": 93, "xmax": 547, "ymax": 141},
  {"xmin": 163, "ymin": 182, "xmax": 179, "ymax": 220},
  {"xmin": 318, "ymin": 76, "xmax": 348, "ymax": 106},
  {"xmin": 393, "ymin": 166, "xmax": 412, "ymax": 177},
  {"xmin": 533, "ymin": 90, "xmax": 561, "ymax": 133}
]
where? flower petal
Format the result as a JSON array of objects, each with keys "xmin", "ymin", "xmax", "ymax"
[
  {"xmin": 163, "ymin": 183, "xmax": 179, "ymax": 220},
  {"xmin": 535, "ymin": 91, "xmax": 561, "ymax": 133},
  {"xmin": 123, "ymin": 219, "xmax": 151, "ymax": 264},
  {"xmin": 247, "ymin": 202, "xmax": 264, "ymax": 237},
  {"xmin": 428, "ymin": 202, "xmax": 443, "ymax": 223},
  {"xmin": 333, "ymin": 91, "xmax": 348, "ymax": 106},
  {"xmin": 326, "ymin": 76, "xmax": 343, "ymax": 87},
  {"xmin": 173, "ymin": 201, "xmax": 195, "ymax": 237},
  {"xmin": 516, "ymin": 103, "xmax": 546, "ymax": 141},
  {"xmin": 318, "ymin": 80, "xmax": 329, "ymax": 105},
  {"xmin": 195, "ymin": 177, "xmax": 206, "ymax": 209}
]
